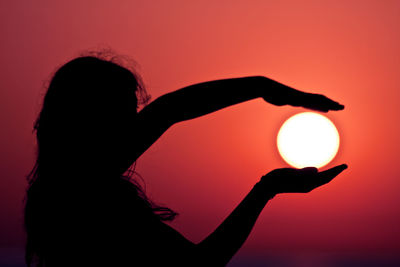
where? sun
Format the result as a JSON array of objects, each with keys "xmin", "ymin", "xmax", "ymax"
[{"xmin": 277, "ymin": 112, "xmax": 340, "ymax": 169}]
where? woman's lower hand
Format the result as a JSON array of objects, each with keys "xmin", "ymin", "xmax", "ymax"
[{"xmin": 259, "ymin": 164, "xmax": 348, "ymax": 194}]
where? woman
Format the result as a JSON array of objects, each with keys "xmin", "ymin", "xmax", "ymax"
[{"xmin": 25, "ymin": 53, "xmax": 347, "ymax": 266}]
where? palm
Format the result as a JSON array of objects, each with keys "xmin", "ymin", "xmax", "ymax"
[{"xmin": 260, "ymin": 164, "xmax": 347, "ymax": 194}]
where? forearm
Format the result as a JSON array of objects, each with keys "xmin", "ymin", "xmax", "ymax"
[
  {"xmin": 196, "ymin": 182, "xmax": 276, "ymax": 266},
  {"xmin": 155, "ymin": 76, "xmax": 275, "ymax": 123}
]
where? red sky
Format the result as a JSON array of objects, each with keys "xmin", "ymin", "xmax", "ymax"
[{"xmin": 1, "ymin": 1, "xmax": 400, "ymax": 266}]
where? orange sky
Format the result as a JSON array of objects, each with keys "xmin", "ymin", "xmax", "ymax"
[{"xmin": 1, "ymin": 1, "xmax": 400, "ymax": 265}]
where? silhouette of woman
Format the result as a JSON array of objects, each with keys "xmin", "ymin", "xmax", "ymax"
[{"xmin": 24, "ymin": 52, "xmax": 347, "ymax": 267}]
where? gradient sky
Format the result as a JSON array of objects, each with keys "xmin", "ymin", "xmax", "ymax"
[{"xmin": 1, "ymin": 1, "xmax": 400, "ymax": 266}]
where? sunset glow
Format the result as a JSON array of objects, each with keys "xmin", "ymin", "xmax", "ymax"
[{"xmin": 2, "ymin": 1, "xmax": 400, "ymax": 266}]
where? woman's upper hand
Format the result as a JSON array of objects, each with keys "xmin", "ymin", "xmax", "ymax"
[
  {"xmin": 261, "ymin": 77, "xmax": 345, "ymax": 112},
  {"xmin": 258, "ymin": 164, "xmax": 348, "ymax": 194}
]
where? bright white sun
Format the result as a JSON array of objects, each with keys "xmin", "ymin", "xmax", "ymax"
[{"xmin": 277, "ymin": 112, "xmax": 340, "ymax": 169}]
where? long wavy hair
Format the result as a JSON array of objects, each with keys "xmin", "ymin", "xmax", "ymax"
[{"xmin": 24, "ymin": 51, "xmax": 177, "ymax": 267}]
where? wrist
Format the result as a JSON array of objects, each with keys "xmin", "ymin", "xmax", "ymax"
[{"xmin": 253, "ymin": 181, "xmax": 277, "ymax": 199}]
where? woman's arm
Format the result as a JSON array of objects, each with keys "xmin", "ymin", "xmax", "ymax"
[
  {"xmin": 193, "ymin": 182, "xmax": 274, "ymax": 266},
  {"xmin": 131, "ymin": 76, "xmax": 344, "ymax": 161},
  {"xmin": 194, "ymin": 165, "xmax": 348, "ymax": 266}
]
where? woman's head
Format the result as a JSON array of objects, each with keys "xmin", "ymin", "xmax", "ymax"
[{"xmin": 34, "ymin": 54, "xmax": 150, "ymax": 177}]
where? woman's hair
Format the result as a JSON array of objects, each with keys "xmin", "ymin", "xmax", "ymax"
[{"xmin": 24, "ymin": 51, "xmax": 177, "ymax": 266}]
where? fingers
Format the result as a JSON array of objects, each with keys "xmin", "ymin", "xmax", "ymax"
[
  {"xmin": 316, "ymin": 95, "xmax": 344, "ymax": 112},
  {"xmin": 295, "ymin": 92, "xmax": 345, "ymax": 112},
  {"xmin": 307, "ymin": 94, "xmax": 344, "ymax": 112},
  {"xmin": 315, "ymin": 164, "xmax": 348, "ymax": 186}
]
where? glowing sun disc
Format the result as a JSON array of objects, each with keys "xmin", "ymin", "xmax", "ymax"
[{"xmin": 277, "ymin": 112, "xmax": 340, "ymax": 168}]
